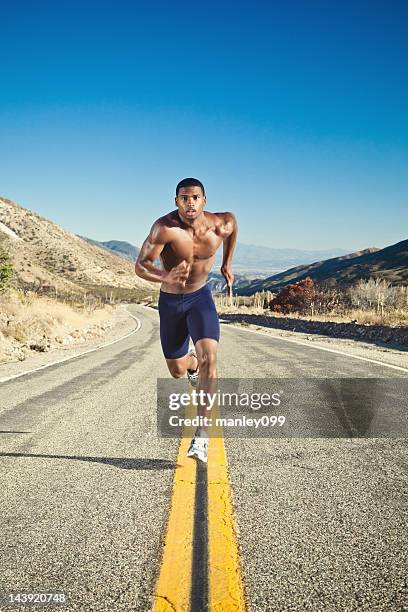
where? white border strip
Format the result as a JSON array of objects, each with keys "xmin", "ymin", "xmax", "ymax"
[
  {"xmin": 0, "ymin": 310, "xmax": 141, "ymax": 384},
  {"xmin": 223, "ymin": 322, "xmax": 408, "ymax": 374}
]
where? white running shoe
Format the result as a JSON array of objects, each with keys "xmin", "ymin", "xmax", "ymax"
[
  {"xmin": 187, "ymin": 435, "xmax": 208, "ymax": 463},
  {"xmin": 186, "ymin": 349, "xmax": 199, "ymax": 387}
]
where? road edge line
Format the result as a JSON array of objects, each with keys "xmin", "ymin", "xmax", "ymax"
[
  {"xmin": 222, "ymin": 322, "xmax": 408, "ymax": 374},
  {"xmin": 139, "ymin": 305, "xmax": 408, "ymax": 373}
]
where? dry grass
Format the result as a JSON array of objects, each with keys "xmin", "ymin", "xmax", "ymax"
[
  {"xmin": 0, "ymin": 289, "xmax": 114, "ymax": 363},
  {"xmin": 346, "ymin": 308, "xmax": 408, "ymax": 326},
  {"xmin": 216, "ymin": 303, "xmax": 268, "ymax": 316},
  {"xmin": 13, "ymin": 292, "xmax": 111, "ymax": 326},
  {"xmin": 215, "ymin": 282, "xmax": 408, "ymax": 327}
]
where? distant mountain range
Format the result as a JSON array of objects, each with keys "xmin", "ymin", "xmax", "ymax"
[
  {"xmin": 206, "ymin": 272, "xmax": 255, "ymax": 293},
  {"xmin": 237, "ymin": 240, "xmax": 408, "ymax": 295},
  {"xmin": 82, "ymin": 235, "xmax": 407, "ymax": 295},
  {"xmin": 214, "ymin": 243, "xmax": 348, "ymax": 275},
  {"xmin": 79, "ymin": 237, "xmax": 139, "ymax": 262},
  {"xmin": 80, "ymin": 237, "xmax": 348, "ymax": 277}
]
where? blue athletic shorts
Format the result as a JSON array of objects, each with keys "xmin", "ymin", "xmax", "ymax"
[{"xmin": 158, "ymin": 283, "xmax": 220, "ymax": 359}]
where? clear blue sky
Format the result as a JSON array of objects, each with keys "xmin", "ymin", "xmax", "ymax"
[{"xmin": 0, "ymin": 0, "xmax": 406, "ymax": 251}]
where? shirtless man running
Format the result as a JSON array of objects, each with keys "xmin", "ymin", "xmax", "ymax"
[{"xmin": 135, "ymin": 177, "xmax": 237, "ymax": 463}]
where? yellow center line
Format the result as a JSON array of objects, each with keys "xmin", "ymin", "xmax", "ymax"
[
  {"xmin": 153, "ymin": 405, "xmax": 196, "ymax": 612},
  {"xmin": 208, "ymin": 405, "xmax": 246, "ymax": 611},
  {"xmin": 153, "ymin": 400, "xmax": 246, "ymax": 611}
]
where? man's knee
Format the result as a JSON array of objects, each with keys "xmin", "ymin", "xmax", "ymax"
[
  {"xmin": 167, "ymin": 361, "xmax": 186, "ymax": 378},
  {"xmin": 198, "ymin": 350, "xmax": 217, "ymax": 373}
]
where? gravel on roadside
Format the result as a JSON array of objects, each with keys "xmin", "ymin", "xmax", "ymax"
[{"xmin": 221, "ymin": 318, "xmax": 408, "ymax": 372}]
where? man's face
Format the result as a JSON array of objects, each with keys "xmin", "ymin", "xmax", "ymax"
[{"xmin": 175, "ymin": 186, "xmax": 206, "ymax": 221}]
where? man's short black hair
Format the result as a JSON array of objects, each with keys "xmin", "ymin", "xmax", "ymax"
[{"xmin": 176, "ymin": 177, "xmax": 206, "ymax": 197}]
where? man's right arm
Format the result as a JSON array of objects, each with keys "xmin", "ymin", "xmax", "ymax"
[
  {"xmin": 135, "ymin": 222, "xmax": 190, "ymax": 287},
  {"xmin": 135, "ymin": 222, "xmax": 169, "ymax": 283}
]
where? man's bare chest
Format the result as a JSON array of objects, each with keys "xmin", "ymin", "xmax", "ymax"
[{"xmin": 165, "ymin": 228, "xmax": 223, "ymax": 261}]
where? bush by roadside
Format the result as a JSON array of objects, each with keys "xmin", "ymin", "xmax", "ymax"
[{"xmin": 215, "ymin": 278, "xmax": 408, "ymax": 327}]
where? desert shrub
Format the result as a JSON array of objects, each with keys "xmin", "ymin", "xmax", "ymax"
[
  {"xmin": 348, "ymin": 278, "xmax": 403, "ymax": 311},
  {"xmin": 0, "ymin": 244, "xmax": 14, "ymax": 290},
  {"xmin": 270, "ymin": 277, "xmax": 317, "ymax": 314}
]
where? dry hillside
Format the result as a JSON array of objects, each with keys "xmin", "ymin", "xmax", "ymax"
[
  {"xmin": 0, "ymin": 196, "xmax": 156, "ymax": 301},
  {"xmin": 238, "ymin": 241, "xmax": 408, "ymax": 295}
]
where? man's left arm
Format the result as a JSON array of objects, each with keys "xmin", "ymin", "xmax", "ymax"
[{"xmin": 220, "ymin": 212, "xmax": 238, "ymax": 298}]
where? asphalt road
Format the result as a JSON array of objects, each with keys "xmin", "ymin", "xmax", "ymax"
[{"xmin": 0, "ymin": 305, "xmax": 407, "ymax": 611}]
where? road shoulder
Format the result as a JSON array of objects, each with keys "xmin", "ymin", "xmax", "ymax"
[{"xmin": 221, "ymin": 319, "xmax": 408, "ymax": 371}]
